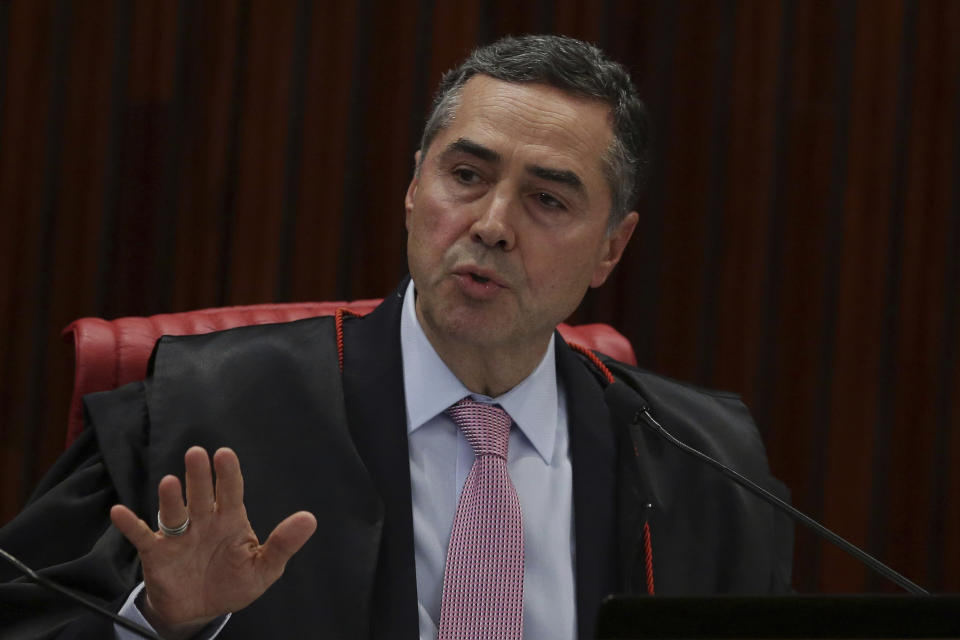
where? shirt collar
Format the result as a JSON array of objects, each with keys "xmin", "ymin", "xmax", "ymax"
[{"xmin": 400, "ymin": 280, "xmax": 558, "ymax": 464}]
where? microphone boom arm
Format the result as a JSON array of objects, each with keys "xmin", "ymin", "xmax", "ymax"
[
  {"xmin": 635, "ymin": 406, "xmax": 929, "ymax": 596},
  {"xmin": 0, "ymin": 546, "xmax": 162, "ymax": 640}
]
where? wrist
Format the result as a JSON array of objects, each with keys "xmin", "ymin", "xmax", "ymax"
[{"xmin": 138, "ymin": 590, "xmax": 217, "ymax": 640}]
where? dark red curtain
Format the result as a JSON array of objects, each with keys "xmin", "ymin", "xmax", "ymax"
[{"xmin": 2, "ymin": 0, "xmax": 958, "ymax": 594}]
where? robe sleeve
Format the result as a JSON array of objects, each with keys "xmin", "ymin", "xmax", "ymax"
[{"xmin": 0, "ymin": 382, "xmax": 149, "ymax": 639}]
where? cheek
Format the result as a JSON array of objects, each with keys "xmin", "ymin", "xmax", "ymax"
[
  {"xmin": 408, "ymin": 201, "xmax": 466, "ymax": 268},
  {"xmin": 415, "ymin": 194, "xmax": 472, "ymax": 245},
  {"xmin": 411, "ymin": 215, "xmax": 457, "ymax": 256},
  {"xmin": 525, "ymin": 234, "xmax": 600, "ymax": 280},
  {"xmin": 519, "ymin": 239, "xmax": 604, "ymax": 314}
]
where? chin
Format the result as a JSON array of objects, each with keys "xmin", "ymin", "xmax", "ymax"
[{"xmin": 431, "ymin": 307, "xmax": 512, "ymax": 346}]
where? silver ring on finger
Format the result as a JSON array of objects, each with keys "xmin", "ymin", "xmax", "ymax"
[{"xmin": 157, "ymin": 510, "xmax": 190, "ymax": 537}]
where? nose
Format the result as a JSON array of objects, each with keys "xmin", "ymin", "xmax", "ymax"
[{"xmin": 470, "ymin": 191, "xmax": 516, "ymax": 250}]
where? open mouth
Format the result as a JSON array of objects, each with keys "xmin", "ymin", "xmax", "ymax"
[{"xmin": 469, "ymin": 273, "xmax": 491, "ymax": 284}]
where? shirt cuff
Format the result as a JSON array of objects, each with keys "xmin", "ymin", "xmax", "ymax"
[{"xmin": 115, "ymin": 582, "xmax": 231, "ymax": 639}]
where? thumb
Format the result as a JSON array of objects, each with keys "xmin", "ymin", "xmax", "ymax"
[{"xmin": 258, "ymin": 511, "xmax": 317, "ymax": 579}]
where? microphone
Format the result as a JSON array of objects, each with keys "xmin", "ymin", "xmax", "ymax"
[
  {"xmin": 0, "ymin": 546, "xmax": 162, "ymax": 640},
  {"xmin": 633, "ymin": 404, "xmax": 928, "ymax": 595}
]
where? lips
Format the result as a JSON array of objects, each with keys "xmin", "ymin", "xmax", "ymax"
[{"xmin": 453, "ymin": 266, "xmax": 506, "ymax": 288}]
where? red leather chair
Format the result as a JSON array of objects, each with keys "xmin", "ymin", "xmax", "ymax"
[{"xmin": 61, "ymin": 299, "xmax": 637, "ymax": 447}]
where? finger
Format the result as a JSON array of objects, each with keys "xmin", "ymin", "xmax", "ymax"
[
  {"xmin": 213, "ymin": 447, "xmax": 244, "ymax": 511},
  {"xmin": 110, "ymin": 504, "xmax": 156, "ymax": 551},
  {"xmin": 184, "ymin": 446, "xmax": 215, "ymax": 513},
  {"xmin": 157, "ymin": 474, "xmax": 188, "ymax": 531},
  {"xmin": 258, "ymin": 511, "xmax": 317, "ymax": 578}
]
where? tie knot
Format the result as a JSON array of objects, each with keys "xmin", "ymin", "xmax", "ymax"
[{"xmin": 445, "ymin": 397, "xmax": 512, "ymax": 459}]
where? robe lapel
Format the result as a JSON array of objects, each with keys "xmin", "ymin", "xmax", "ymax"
[
  {"xmin": 604, "ymin": 379, "xmax": 665, "ymax": 596},
  {"xmin": 555, "ymin": 338, "xmax": 620, "ymax": 639},
  {"xmin": 341, "ymin": 283, "xmax": 420, "ymax": 640}
]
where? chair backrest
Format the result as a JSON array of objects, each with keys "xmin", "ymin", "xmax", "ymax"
[{"xmin": 61, "ymin": 299, "xmax": 637, "ymax": 446}]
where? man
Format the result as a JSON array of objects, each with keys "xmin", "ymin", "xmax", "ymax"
[{"xmin": 0, "ymin": 35, "xmax": 792, "ymax": 639}]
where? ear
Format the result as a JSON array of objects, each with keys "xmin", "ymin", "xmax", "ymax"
[
  {"xmin": 404, "ymin": 150, "xmax": 422, "ymax": 230},
  {"xmin": 590, "ymin": 211, "xmax": 638, "ymax": 288}
]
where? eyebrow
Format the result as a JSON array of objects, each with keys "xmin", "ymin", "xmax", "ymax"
[
  {"xmin": 527, "ymin": 165, "xmax": 585, "ymax": 195},
  {"xmin": 444, "ymin": 137, "xmax": 586, "ymax": 195},
  {"xmin": 445, "ymin": 138, "xmax": 500, "ymax": 163}
]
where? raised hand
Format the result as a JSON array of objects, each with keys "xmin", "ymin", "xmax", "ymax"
[{"xmin": 110, "ymin": 446, "xmax": 317, "ymax": 639}]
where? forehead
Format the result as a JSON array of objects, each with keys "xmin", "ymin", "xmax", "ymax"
[{"xmin": 435, "ymin": 76, "xmax": 614, "ymax": 187}]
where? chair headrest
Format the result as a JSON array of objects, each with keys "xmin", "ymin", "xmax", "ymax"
[{"xmin": 61, "ymin": 299, "xmax": 636, "ymax": 446}]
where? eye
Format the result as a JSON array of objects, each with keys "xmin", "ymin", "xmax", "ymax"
[
  {"xmin": 535, "ymin": 192, "xmax": 566, "ymax": 210},
  {"xmin": 453, "ymin": 167, "xmax": 481, "ymax": 185}
]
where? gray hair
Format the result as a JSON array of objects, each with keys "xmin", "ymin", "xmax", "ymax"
[{"xmin": 419, "ymin": 34, "xmax": 650, "ymax": 228}]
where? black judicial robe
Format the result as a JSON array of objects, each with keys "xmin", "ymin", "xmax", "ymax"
[{"xmin": 0, "ymin": 283, "xmax": 793, "ymax": 639}]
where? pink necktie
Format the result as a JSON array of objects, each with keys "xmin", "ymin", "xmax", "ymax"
[{"xmin": 439, "ymin": 397, "xmax": 524, "ymax": 640}]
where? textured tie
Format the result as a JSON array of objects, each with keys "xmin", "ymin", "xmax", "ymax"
[{"xmin": 439, "ymin": 397, "xmax": 524, "ymax": 640}]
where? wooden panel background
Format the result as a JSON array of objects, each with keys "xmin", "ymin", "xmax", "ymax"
[{"xmin": 1, "ymin": 0, "xmax": 958, "ymax": 594}]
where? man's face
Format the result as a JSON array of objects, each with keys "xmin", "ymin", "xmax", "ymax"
[{"xmin": 405, "ymin": 75, "xmax": 638, "ymax": 354}]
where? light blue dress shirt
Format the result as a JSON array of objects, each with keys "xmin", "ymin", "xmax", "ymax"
[
  {"xmin": 117, "ymin": 281, "xmax": 577, "ymax": 639},
  {"xmin": 401, "ymin": 281, "xmax": 577, "ymax": 640}
]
